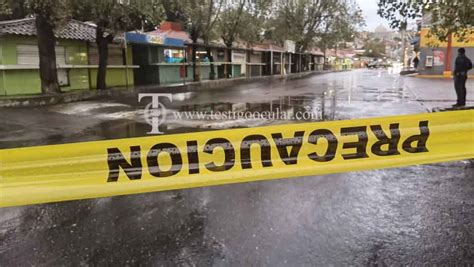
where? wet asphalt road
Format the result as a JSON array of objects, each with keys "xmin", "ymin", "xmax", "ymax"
[{"xmin": 1, "ymin": 69, "xmax": 473, "ymax": 265}]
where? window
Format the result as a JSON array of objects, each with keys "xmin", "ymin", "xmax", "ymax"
[{"xmin": 164, "ymin": 49, "xmax": 185, "ymax": 63}]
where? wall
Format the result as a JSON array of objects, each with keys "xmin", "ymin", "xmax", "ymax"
[
  {"xmin": 195, "ymin": 64, "xmax": 213, "ymax": 81},
  {"xmin": 61, "ymin": 39, "xmax": 90, "ymax": 92},
  {"xmin": 0, "ymin": 40, "xmax": 2, "ymax": 100},
  {"xmin": 418, "ymin": 47, "xmax": 474, "ymax": 76},
  {"xmin": 0, "ymin": 36, "xmax": 41, "ymax": 95},
  {"xmin": 158, "ymin": 64, "xmax": 194, "ymax": 84},
  {"xmin": 1, "ymin": 69, "xmax": 42, "ymax": 95},
  {"xmin": 89, "ymin": 68, "xmax": 134, "ymax": 89},
  {"xmin": 418, "ymin": 28, "xmax": 474, "ymax": 76},
  {"xmin": 89, "ymin": 45, "xmax": 135, "ymax": 89},
  {"xmin": 418, "ymin": 47, "xmax": 447, "ymax": 75},
  {"xmin": 0, "ymin": 35, "xmax": 135, "ymax": 96},
  {"xmin": 0, "ymin": 68, "xmax": 4, "ymax": 95},
  {"xmin": 0, "ymin": 36, "xmax": 94, "ymax": 95}
]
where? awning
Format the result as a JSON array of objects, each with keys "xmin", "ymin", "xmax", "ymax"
[{"xmin": 125, "ymin": 31, "xmax": 189, "ymax": 47}]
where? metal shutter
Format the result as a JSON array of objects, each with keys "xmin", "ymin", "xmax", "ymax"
[
  {"xmin": 17, "ymin": 45, "xmax": 69, "ymax": 86},
  {"xmin": 109, "ymin": 45, "xmax": 124, "ymax": 65},
  {"xmin": 17, "ymin": 45, "xmax": 40, "ymax": 65},
  {"xmin": 55, "ymin": 46, "xmax": 66, "ymax": 65},
  {"xmin": 88, "ymin": 44, "xmax": 124, "ymax": 65},
  {"xmin": 17, "ymin": 45, "xmax": 67, "ymax": 65}
]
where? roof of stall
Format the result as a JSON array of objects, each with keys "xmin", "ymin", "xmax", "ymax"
[
  {"xmin": 252, "ymin": 43, "xmax": 324, "ymax": 55},
  {"xmin": 309, "ymin": 49, "xmax": 325, "ymax": 56},
  {"xmin": 125, "ymin": 21, "xmax": 191, "ymax": 47},
  {"xmin": 252, "ymin": 43, "xmax": 284, "ymax": 52},
  {"xmin": 325, "ymin": 48, "xmax": 357, "ymax": 58},
  {"xmin": 190, "ymin": 39, "xmax": 249, "ymax": 50},
  {"xmin": 0, "ymin": 17, "xmax": 96, "ymax": 42}
]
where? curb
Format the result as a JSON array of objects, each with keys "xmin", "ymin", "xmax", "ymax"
[
  {"xmin": 415, "ymin": 74, "xmax": 474, "ymax": 79},
  {"xmin": 0, "ymin": 70, "xmax": 339, "ymax": 107}
]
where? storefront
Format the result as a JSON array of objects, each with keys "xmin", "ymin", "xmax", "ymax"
[
  {"xmin": 126, "ymin": 22, "xmax": 192, "ymax": 85},
  {"xmin": 0, "ymin": 18, "xmax": 134, "ymax": 96},
  {"xmin": 231, "ymin": 49, "xmax": 247, "ymax": 78},
  {"xmin": 247, "ymin": 48, "xmax": 265, "ymax": 77},
  {"xmin": 418, "ymin": 28, "xmax": 474, "ymax": 77},
  {"xmin": 310, "ymin": 50, "xmax": 325, "ymax": 71},
  {"xmin": 188, "ymin": 43, "xmax": 228, "ymax": 80}
]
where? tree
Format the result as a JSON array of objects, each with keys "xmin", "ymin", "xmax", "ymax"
[
  {"xmin": 72, "ymin": 0, "xmax": 162, "ymax": 90},
  {"xmin": 270, "ymin": 0, "xmax": 337, "ymax": 52},
  {"xmin": 377, "ymin": 0, "xmax": 474, "ymax": 41},
  {"xmin": 215, "ymin": 0, "xmax": 270, "ymax": 77},
  {"xmin": 215, "ymin": 0, "xmax": 245, "ymax": 78},
  {"xmin": 315, "ymin": 0, "xmax": 364, "ymax": 58},
  {"xmin": 29, "ymin": 0, "xmax": 70, "ymax": 94},
  {"xmin": 0, "ymin": 0, "xmax": 27, "ymax": 20},
  {"xmin": 1, "ymin": 0, "xmax": 67, "ymax": 94},
  {"xmin": 0, "ymin": 0, "xmax": 8, "ymax": 15},
  {"xmin": 363, "ymin": 39, "xmax": 386, "ymax": 58},
  {"xmin": 160, "ymin": 0, "xmax": 187, "ymax": 23},
  {"xmin": 182, "ymin": 0, "xmax": 224, "ymax": 80}
]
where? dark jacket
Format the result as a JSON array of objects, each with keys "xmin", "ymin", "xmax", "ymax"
[{"xmin": 454, "ymin": 54, "xmax": 473, "ymax": 75}]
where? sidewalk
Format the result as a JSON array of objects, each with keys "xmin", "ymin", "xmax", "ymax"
[
  {"xmin": 404, "ymin": 76, "xmax": 474, "ymax": 111},
  {"xmin": 0, "ymin": 70, "xmax": 334, "ymax": 108}
]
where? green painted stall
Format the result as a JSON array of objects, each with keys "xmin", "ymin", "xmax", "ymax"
[{"xmin": 0, "ymin": 18, "xmax": 135, "ymax": 96}]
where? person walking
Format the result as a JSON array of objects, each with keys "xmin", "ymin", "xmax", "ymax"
[
  {"xmin": 413, "ymin": 56, "xmax": 419, "ymax": 69},
  {"xmin": 453, "ymin": 48, "xmax": 472, "ymax": 107}
]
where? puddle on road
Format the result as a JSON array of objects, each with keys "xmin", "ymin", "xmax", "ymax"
[
  {"xmin": 43, "ymin": 92, "xmax": 337, "ymax": 140},
  {"xmin": 81, "ymin": 94, "xmax": 333, "ymax": 140},
  {"xmin": 1, "ymin": 72, "xmax": 418, "ymax": 148},
  {"xmin": 88, "ymin": 83, "xmax": 414, "ymax": 141}
]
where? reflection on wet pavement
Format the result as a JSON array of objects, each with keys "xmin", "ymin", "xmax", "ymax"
[
  {"xmin": 0, "ymin": 69, "xmax": 472, "ymax": 265},
  {"xmin": 0, "ymin": 69, "xmax": 425, "ymax": 148}
]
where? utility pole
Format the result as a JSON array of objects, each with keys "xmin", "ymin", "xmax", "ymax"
[
  {"xmin": 443, "ymin": 34, "xmax": 453, "ymax": 77},
  {"xmin": 124, "ymin": 33, "xmax": 129, "ymax": 90}
]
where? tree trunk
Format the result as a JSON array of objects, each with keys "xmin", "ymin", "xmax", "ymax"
[
  {"xmin": 206, "ymin": 47, "xmax": 215, "ymax": 80},
  {"xmin": 226, "ymin": 46, "xmax": 232, "ymax": 78},
  {"xmin": 35, "ymin": 14, "xmax": 60, "ymax": 94},
  {"xmin": 323, "ymin": 48, "xmax": 327, "ymax": 70},
  {"xmin": 96, "ymin": 26, "xmax": 109, "ymax": 90},
  {"xmin": 192, "ymin": 44, "xmax": 198, "ymax": 81}
]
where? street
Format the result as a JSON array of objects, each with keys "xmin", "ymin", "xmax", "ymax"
[{"xmin": 1, "ymin": 69, "xmax": 473, "ymax": 265}]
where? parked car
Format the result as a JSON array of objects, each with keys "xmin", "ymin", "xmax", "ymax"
[{"xmin": 367, "ymin": 59, "xmax": 391, "ymax": 69}]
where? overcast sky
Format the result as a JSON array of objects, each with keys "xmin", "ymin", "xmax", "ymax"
[{"xmin": 356, "ymin": 0, "xmax": 391, "ymax": 31}]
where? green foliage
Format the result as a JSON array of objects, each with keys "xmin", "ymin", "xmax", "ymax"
[
  {"xmin": 71, "ymin": 0, "xmax": 162, "ymax": 34},
  {"xmin": 316, "ymin": 0, "xmax": 365, "ymax": 53},
  {"xmin": 0, "ymin": 0, "xmax": 12, "ymax": 16},
  {"xmin": 363, "ymin": 39, "xmax": 386, "ymax": 58},
  {"xmin": 215, "ymin": 0, "xmax": 271, "ymax": 47},
  {"xmin": 28, "ymin": 0, "xmax": 70, "ymax": 28},
  {"xmin": 181, "ymin": 0, "xmax": 224, "ymax": 43},
  {"xmin": 160, "ymin": 0, "xmax": 186, "ymax": 22},
  {"xmin": 270, "ymin": 0, "xmax": 364, "ymax": 52},
  {"xmin": 377, "ymin": 0, "xmax": 474, "ymax": 41},
  {"xmin": 127, "ymin": 0, "xmax": 163, "ymax": 31},
  {"xmin": 1, "ymin": 0, "xmax": 72, "ymax": 27},
  {"xmin": 1, "ymin": 0, "xmax": 372, "ymax": 60}
]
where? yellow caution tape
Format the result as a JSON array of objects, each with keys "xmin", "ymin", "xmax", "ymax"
[{"xmin": 1, "ymin": 110, "xmax": 473, "ymax": 207}]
